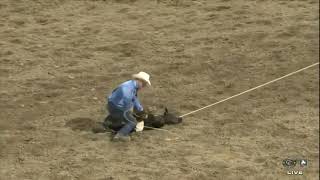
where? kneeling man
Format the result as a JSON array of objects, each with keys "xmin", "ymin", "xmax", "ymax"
[{"xmin": 107, "ymin": 72, "xmax": 151, "ymax": 141}]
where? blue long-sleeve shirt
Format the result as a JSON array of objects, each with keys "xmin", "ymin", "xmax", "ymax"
[{"xmin": 107, "ymin": 80, "xmax": 143, "ymax": 112}]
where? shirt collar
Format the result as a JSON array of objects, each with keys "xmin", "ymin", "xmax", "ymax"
[{"xmin": 132, "ymin": 80, "xmax": 139, "ymax": 90}]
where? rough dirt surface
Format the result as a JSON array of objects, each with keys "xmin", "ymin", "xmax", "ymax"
[{"xmin": 0, "ymin": 0, "xmax": 319, "ymax": 179}]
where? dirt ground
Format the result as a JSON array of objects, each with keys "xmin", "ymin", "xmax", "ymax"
[{"xmin": 0, "ymin": 0, "xmax": 319, "ymax": 179}]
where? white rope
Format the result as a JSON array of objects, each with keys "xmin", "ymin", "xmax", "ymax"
[
  {"xmin": 180, "ymin": 62, "xmax": 319, "ymax": 118},
  {"xmin": 143, "ymin": 125, "xmax": 183, "ymax": 139}
]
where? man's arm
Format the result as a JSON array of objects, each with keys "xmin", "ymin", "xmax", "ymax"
[{"xmin": 133, "ymin": 95, "xmax": 143, "ymax": 112}]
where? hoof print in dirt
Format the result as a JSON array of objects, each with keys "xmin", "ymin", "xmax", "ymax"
[
  {"xmin": 65, "ymin": 117, "xmax": 99, "ymax": 132},
  {"xmin": 91, "ymin": 122, "xmax": 108, "ymax": 133}
]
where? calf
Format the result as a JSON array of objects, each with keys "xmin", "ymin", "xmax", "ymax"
[
  {"xmin": 93, "ymin": 108, "xmax": 182, "ymax": 133},
  {"xmin": 143, "ymin": 108, "xmax": 182, "ymax": 129}
]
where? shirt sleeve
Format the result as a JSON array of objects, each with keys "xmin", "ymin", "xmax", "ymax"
[
  {"xmin": 133, "ymin": 95, "xmax": 143, "ymax": 112},
  {"xmin": 120, "ymin": 87, "xmax": 133, "ymax": 106}
]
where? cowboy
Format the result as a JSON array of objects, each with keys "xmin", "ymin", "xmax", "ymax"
[{"xmin": 107, "ymin": 72, "xmax": 151, "ymax": 141}]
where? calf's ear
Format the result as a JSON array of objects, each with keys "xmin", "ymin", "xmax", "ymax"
[{"xmin": 164, "ymin": 107, "xmax": 169, "ymax": 115}]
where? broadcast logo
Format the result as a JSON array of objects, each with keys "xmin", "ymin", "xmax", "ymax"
[{"xmin": 282, "ymin": 159, "xmax": 308, "ymax": 175}]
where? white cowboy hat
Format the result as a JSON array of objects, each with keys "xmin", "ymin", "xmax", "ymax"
[{"xmin": 132, "ymin": 72, "xmax": 151, "ymax": 86}]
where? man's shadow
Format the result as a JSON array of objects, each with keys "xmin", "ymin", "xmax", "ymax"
[{"xmin": 65, "ymin": 117, "xmax": 109, "ymax": 133}]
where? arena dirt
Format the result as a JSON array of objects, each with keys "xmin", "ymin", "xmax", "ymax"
[{"xmin": 0, "ymin": 0, "xmax": 319, "ymax": 179}]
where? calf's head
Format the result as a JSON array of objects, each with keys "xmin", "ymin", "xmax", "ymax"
[
  {"xmin": 163, "ymin": 108, "xmax": 182, "ymax": 124},
  {"xmin": 134, "ymin": 107, "xmax": 182, "ymax": 129}
]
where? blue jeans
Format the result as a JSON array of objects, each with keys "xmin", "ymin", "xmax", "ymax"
[{"xmin": 107, "ymin": 102, "xmax": 137, "ymax": 136}]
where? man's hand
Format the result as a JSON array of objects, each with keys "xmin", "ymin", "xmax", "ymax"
[{"xmin": 134, "ymin": 110, "xmax": 148, "ymax": 121}]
